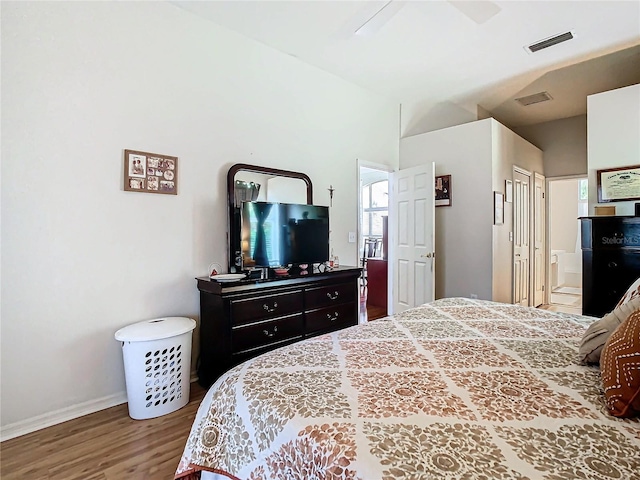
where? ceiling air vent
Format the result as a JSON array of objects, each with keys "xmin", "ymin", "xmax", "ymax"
[
  {"xmin": 515, "ymin": 91, "xmax": 553, "ymax": 107},
  {"xmin": 526, "ymin": 31, "xmax": 574, "ymax": 53}
]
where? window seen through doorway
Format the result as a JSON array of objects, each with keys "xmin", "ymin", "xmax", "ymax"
[
  {"xmin": 578, "ymin": 178, "xmax": 588, "ymax": 217},
  {"xmin": 362, "ymin": 180, "xmax": 388, "ymax": 237}
]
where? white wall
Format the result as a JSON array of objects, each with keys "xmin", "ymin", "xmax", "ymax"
[
  {"xmin": 400, "ymin": 119, "xmax": 494, "ymax": 300},
  {"xmin": 399, "ymin": 119, "xmax": 543, "ymax": 303},
  {"xmin": 549, "ymin": 180, "xmax": 580, "ymax": 253},
  {"xmin": 587, "ymin": 84, "xmax": 640, "ymax": 216},
  {"xmin": 266, "ymin": 176, "xmax": 308, "ymax": 204},
  {"xmin": 512, "ymin": 115, "xmax": 587, "ymax": 178},
  {"xmin": 401, "ymin": 100, "xmax": 478, "ymax": 138},
  {"xmin": 1, "ymin": 1, "xmax": 399, "ymax": 435}
]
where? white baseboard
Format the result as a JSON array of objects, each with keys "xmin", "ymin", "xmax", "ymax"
[
  {"xmin": 1, "ymin": 371, "xmax": 200, "ymax": 442},
  {"xmin": 0, "ymin": 391, "xmax": 128, "ymax": 442}
]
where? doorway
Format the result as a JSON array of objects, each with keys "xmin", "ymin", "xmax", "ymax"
[
  {"xmin": 546, "ymin": 176, "xmax": 587, "ymax": 314},
  {"xmin": 358, "ymin": 163, "xmax": 390, "ymax": 322}
]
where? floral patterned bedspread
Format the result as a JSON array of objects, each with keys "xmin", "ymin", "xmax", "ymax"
[{"xmin": 175, "ymin": 298, "xmax": 640, "ymax": 480}]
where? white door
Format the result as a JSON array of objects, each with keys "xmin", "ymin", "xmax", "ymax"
[
  {"xmin": 533, "ymin": 173, "xmax": 546, "ymax": 306},
  {"xmin": 389, "ymin": 163, "xmax": 435, "ymax": 314},
  {"xmin": 513, "ymin": 168, "xmax": 531, "ymax": 306}
]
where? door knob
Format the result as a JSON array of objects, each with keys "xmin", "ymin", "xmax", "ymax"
[{"xmin": 421, "ymin": 252, "xmax": 434, "ymax": 258}]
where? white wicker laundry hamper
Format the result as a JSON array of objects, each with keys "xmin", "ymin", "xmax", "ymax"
[{"xmin": 115, "ymin": 317, "xmax": 196, "ymax": 420}]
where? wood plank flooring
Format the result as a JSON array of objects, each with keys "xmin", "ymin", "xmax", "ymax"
[
  {"xmin": 538, "ymin": 303, "xmax": 583, "ymax": 315},
  {"xmin": 2, "ymin": 294, "xmax": 386, "ymax": 480},
  {"xmin": 0, "ymin": 384, "xmax": 207, "ymax": 480},
  {"xmin": 359, "ymin": 287, "xmax": 388, "ymax": 322}
]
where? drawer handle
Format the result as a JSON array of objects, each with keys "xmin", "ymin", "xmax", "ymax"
[
  {"xmin": 327, "ymin": 312, "xmax": 339, "ymax": 322},
  {"xmin": 608, "ymin": 261, "xmax": 618, "ymax": 268},
  {"xmin": 263, "ymin": 326, "xmax": 278, "ymax": 338},
  {"xmin": 326, "ymin": 291, "xmax": 339, "ymax": 300},
  {"xmin": 263, "ymin": 302, "xmax": 278, "ymax": 312}
]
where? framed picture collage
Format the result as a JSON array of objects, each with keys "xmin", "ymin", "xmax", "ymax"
[{"xmin": 124, "ymin": 149, "xmax": 178, "ymax": 195}]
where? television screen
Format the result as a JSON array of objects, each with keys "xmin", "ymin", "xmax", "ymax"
[{"xmin": 241, "ymin": 202, "xmax": 329, "ymax": 267}]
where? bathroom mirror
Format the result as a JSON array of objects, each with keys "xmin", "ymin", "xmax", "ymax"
[{"xmin": 227, "ymin": 163, "xmax": 313, "ymax": 272}]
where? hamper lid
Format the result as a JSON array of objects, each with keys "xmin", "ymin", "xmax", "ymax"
[{"xmin": 115, "ymin": 317, "xmax": 196, "ymax": 342}]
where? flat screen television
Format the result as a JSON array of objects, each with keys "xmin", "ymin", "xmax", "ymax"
[{"xmin": 241, "ymin": 202, "xmax": 329, "ymax": 267}]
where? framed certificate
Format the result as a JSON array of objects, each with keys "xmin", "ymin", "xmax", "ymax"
[{"xmin": 597, "ymin": 165, "xmax": 640, "ymax": 203}]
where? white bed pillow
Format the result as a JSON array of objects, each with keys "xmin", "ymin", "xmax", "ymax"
[
  {"xmin": 579, "ymin": 296, "xmax": 640, "ymax": 364},
  {"xmin": 615, "ymin": 277, "xmax": 640, "ymax": 308}
]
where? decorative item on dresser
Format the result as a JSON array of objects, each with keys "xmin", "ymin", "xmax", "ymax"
[
  {"xmin": 580, "ymin": 215, "xmax": 640, "ymax": 317},
  {"xmin": 196, "ymin": 266, "xmax": 361, "ymax": 388}
]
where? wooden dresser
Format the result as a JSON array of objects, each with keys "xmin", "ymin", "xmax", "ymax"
[
  {"xmin": 581, "ymin": 216, "xmax": 640, "ymax": 317},
  {"xmin": 196, "ymin": 266, "xmax": 361, "ymax": 387}
]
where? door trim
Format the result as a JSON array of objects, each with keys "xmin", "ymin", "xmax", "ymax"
[
  {"xmin": 513, "ymin": 166, "xmax": 532, "ymax": 176},
  {"xmin": 545, "ymin": 174, "xmax": 587, "ymax": 307},
  {"xmin": 356, "ymin": 159, "xmax": 393, "ymax": 251},
  {"xmin": 533, "ymin": 172, "xmax": 546, "ymax": 307}
]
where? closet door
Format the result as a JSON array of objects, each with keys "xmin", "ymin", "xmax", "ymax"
[{"xmin": 513, "ymin": 168, "xmax": 531, "ymax": 306}]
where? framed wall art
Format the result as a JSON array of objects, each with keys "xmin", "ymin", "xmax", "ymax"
[
  {"xmin": 435, "ymin": 174, "xmax": 451, "ymax": 207},
  {"xmin": 124, "ymin": 149, "xmax": 178, "ymax": 195},
  {"xmin": 505, "ymin": 179, "xmax": 513, "ymax": 203},
  {"xmin": 596, "ymin": 165, "xmax": 640, "ymax": 203},
  {"xmin": 494, "ymin": 191, "xmax": 504, "ymax": 225}
]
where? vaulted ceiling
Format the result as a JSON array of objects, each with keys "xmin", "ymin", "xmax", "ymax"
[{"xmin": 172, "ymin": 1, "xmax": 640, "ymax": 129}]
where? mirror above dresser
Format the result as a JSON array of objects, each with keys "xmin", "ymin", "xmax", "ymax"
[{"xmin": 227, "ymin": 163, "xmax": 313, "ymax": 272}]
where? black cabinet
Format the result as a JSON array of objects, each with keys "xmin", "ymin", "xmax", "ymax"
[
  {"xmin": 581, "ymin": 216, "xmax": 640, "ymax": 317},
  {"xmin": 196, "ymin": 267, "xmax": 361, "ymax": 387}
]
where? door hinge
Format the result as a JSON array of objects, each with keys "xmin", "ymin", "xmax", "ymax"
[
  {"xmin": 542, "ymin": 192, "xmax": 545, "ymax": 199},
  {"xmin": 542, "ymin": 285, "xmax": 545, "ymax": 291}
]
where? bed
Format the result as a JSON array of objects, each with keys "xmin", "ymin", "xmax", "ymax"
[{"xmin": 175, "ymin": 298, "xmax": 640, "ymax": 479}]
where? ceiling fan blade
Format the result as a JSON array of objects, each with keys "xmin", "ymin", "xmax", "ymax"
[
  {"xmin": 448, "ymin": 0, "xmax": 502, "ymax": 24},
  {"xmin": 354, "ymin": 1, "xmax": 406, "ymax": 36}
]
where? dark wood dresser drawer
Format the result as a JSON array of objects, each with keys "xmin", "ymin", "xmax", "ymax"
[
  {"xmin": 581, "ymin": 216, "xmax": 640, "ymax": 317},
  {"xmin": 232, "ymin": 314, "xmax": 304, "ymax": 353},
  {"xmin": 583, "ymin": 217, "xmax": 640, "ymax": 249},
  {"xmin": 231, "ymin": 290, "xmax": 303, "ymax": 325},
  {"xmin": 305, "ymin": 282, "xmax": 356, "ymax": 310},
  {"xmin": 196, "ymin": 267, "xmax": 362, "ymax": 387},
  {"xmin": 306, "ymin": 303, "xmax": 356, "ymax": 334}
]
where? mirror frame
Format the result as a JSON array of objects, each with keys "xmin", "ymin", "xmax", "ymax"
[{"xmin": 227, "ymin": 163, "xmax": 313, "ymax": 271}]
